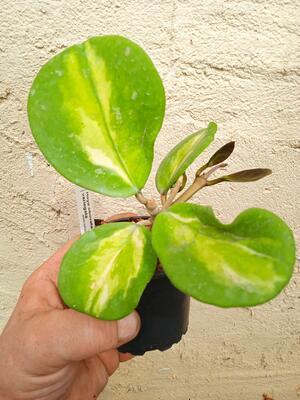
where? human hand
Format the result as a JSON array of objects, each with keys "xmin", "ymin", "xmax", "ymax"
[{"xmin": 0, "ymin": 239, "xmax": 140, "ymax": 400}]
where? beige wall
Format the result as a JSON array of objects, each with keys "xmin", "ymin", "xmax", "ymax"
[{"xmin": 1, "ymin": 0, "xmax": 299, "ymax": 399}]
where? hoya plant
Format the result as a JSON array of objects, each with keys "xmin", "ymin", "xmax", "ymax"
[{"xmin": 28, "ymin": 35, "xmax": 295, "ymax": 321}]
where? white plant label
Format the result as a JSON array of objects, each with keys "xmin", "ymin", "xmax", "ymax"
[{"xmin": 75, "ymin": 187, "xmax": 95, "ymax": 234}]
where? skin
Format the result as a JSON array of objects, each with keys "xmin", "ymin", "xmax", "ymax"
[{"xmin": 0, "ymin": 239, "xmax": 140, "ymax": 400}]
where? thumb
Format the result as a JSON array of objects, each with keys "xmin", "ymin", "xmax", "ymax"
[{"xmin": 38, "ymin": 308, "xmax": 140, "ymax": 363}]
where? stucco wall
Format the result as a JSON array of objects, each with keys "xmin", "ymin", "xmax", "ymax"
[{"xmin": 0, "ymin": 1, "xmax": 299, "ymax": 399}]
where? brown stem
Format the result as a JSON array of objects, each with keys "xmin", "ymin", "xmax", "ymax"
[
  {"xmin": 136, "ymin": 219, "xmax": 153, "ymax": 227},
  {"xmin": 135, "ymin": 191, "xmax": 160, "ymax": 216},
  {"xmin": 160, "ymin": 194, "xmax": 167, "ymax": 206},
  {"xmin": 135, "ymin": 192, "xmax": 148, "ymax": 205},
  {"xmin": 173, "ymin": 176, "xmax": 207, "ymax": 204},
  {"xmin": 172, "ymin": 163, "xmax": 227, "ymax": 204},
  {"xmin": 203, "ymin": 162, "xmax": 227, "ymax": 179},
  {"xmin": 195, "ymin": 162, "xmax": 209, "ymax": 177},
  {"xmin": 146, "ymin": 199, "xmax": 160, "ymax": 216},
  {"xmin": 161, "ymin": 178, "xmax": 183, "ymax": 211}
]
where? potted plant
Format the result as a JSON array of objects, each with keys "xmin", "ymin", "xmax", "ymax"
[{"xmin": 27, "ymin": 35, "xmax": 296, "ymax": 356}]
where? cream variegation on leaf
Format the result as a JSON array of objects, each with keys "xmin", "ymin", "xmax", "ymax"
[
  {"xmin": 28, "ymin": 35, "xmax": 296, "ymax": 320},
  {"xmin": 155, "ymin": 122, "xmax": 217, "ymax": 194},
  {"xmin": 28, "ymin": 35, "xmax": 165, "ymax": 197},
  {"xmin": 58, "ymin": 223, "xmax": 157, "ymax": 320},
  {"xmin": 152, "ymin": 203, "xmax": 295, "ymax": 307}
]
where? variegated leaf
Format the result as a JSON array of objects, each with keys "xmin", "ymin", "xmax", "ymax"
[
  {"xmin": 58, "ymin": 222, "xmax": 157, "ymax": 320},
  {"xmin": 28, "ymin": 35, "xmax": 165, "ymax": 197},
  {"xmin": 155, "ymin": 122, "xmax": 217, "ymax": 194},
  {"xmin": 152, "ymin": 203, "xmax": 295, "ymax": 307}
]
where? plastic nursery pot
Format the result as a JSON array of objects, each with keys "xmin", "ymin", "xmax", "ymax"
[
  {"xmin": 118, "ymin": 269, "xmax": 190, "ymax": 356},
  {"xmin": 94, "ymin": 214, "xmax": 191, "ymax": 356}
]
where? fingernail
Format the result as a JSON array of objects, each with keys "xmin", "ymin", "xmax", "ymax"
[{"xmin": 117, "ymin": 312, "xmax": 140, "ymax": 342}]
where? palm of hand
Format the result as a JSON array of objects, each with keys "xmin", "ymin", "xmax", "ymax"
[{"xmin": 0, "ymin": 240, "xmax": 138, "ymax": 400}]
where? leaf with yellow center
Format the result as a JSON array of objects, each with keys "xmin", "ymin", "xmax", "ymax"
[
  {"xmin": 155, "ymin": 122, "xmax": 217, "ymax": 194},
  {"xmin": 28, "ymin": 35, "xmax": 165, "ymax": 197},
  {"xmin": 58, "ymin": 222, "xmax": 157, "ymax": 320},
  {"xmin": 152, "ymin": 203, "xmax": 295, "ymax": 307}
]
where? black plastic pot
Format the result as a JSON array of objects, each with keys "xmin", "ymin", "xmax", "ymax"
[{"xmin": 118, "ymin": 270, "xmax": 190, "ymax": 356}]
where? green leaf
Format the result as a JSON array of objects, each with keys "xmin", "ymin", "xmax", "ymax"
[
  {"xmin": 28, "ymin": 35, "xmax": 165, "ymax": 197},
  {"xmin": 155, "ymin": 122, "xmax": 217, "ymax": 194},
  {"xmin": 208, "ymin": 168, "xmax": 272, "ymax": 185},
  {"xmin": 58, "ymin": 222, "xmax": 157, "ymax": 320},
  {"xmin": 152, "ymin": 203, "xmax": 295, "ymax": 307}
]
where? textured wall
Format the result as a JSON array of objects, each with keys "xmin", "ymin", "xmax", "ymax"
[{"xmin": 0, "ymin": 0, "xmax": 299, "ymax": 399}]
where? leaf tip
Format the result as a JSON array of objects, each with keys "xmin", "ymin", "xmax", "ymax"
[
  {"xmin": 265, "ymin": 168, "xmax": 272, "ymax": 176},
  {"xmin": 208, "ymin": 121, "xmax": 217, "ymax": 135},
  {"xmin": 228, "ymin": 141, "xmax": 235, "ymax": 150}
]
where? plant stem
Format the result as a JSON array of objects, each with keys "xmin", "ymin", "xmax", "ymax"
[
  {"xmin": 160, "ymin": 194, "xmax": 167, "ymax": 206},
  {"xmin": 203, "ymin": 162, "xmax": 227, "ymax": 179},
  {"xmin": 161, "ymin": 178, "xmax": 183, "ymax": 211},
  {"xmin": 195, "ymin": 162, "xmax": 208, "ymax": 177},
  {"xmin": 172, "ymin": 163, "xmax": 227, "ymax": 204},
  {"xmin": 136, "ymin": 219, "xmax": 152, "ymax": 227},
  {"xmin": 135, "ymin": 191, "xmax": 160, "ymax": 216},
  {"xmin": 173, "ymin": 176, "xmax": 207, "ymax": 204},
  {"xmin": 135, "ymin": 191, "xmax": 148, "ymax": 205}
]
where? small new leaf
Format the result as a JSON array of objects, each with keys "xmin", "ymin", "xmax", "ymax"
[
  {"xmin": 155, "ymin": 122, "xmax": 217, "ymax": 194},
  {"xmin": 208, "ymin": 168, "xmax": 272, "ymax": 185},
  {"xmin": 196, "ymin": 141, "xmax": 235, "ymax": 177},
  {"xmin": 207, "ymin": 141, "xmax": 235, "ymax": 167}
]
